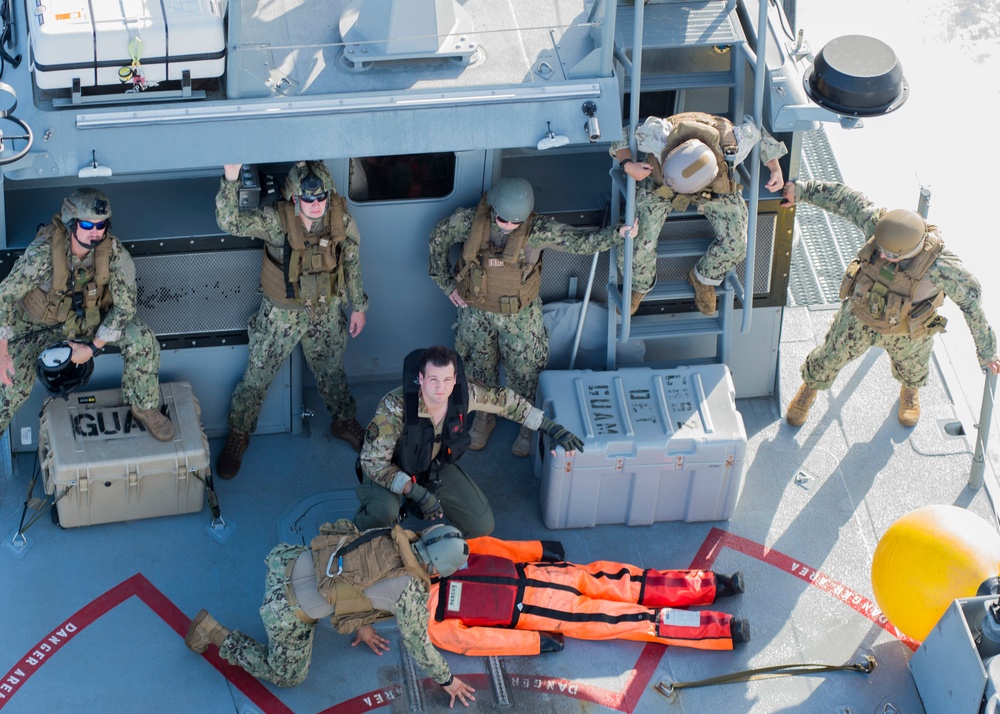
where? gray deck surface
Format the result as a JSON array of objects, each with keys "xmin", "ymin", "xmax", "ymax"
[{"xmin": 1, "ymin": 304, "xmax": 994, "ymax": 713}]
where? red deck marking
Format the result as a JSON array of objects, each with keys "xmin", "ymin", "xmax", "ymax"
[{"xmin": 0, "ymin": 532, "xmax": 917, "ymax": 712}]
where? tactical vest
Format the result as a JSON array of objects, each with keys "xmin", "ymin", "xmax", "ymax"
[
  {"xmin": 260, "ymin": 197, "xmax": 347, "ymax": 308},
  {"xmin": 396, "ymin": 348, "xmax": 471, "ymax": 482},
  {"xmin": 310, "ymin": 525, "xmax": 431, "ymax": 633},
  {"xmin": 435, "ymin": 553, "xmax": 520, "ymax": 626},
  {"xmin": 647, "ymin": 112, "xmax": 740, "ymax": 204},
  {"xmin": 453, "ymin": 198, "xmax": 539, "ymax": 314},
  {"xmin": 842, "ymin": 230, "xmax": 947, "ymax": 338},
  {"xmin": 20, "ymin": 218, "xmax": 113, "ymax": 337}
]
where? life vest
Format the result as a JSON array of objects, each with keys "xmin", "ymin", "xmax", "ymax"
[
  {"xmin": 396, "ymin": 348, "xmax": 471, "ymax": 482},
  {"xmin": 435, "ymin": 553, "xmax": 520, "ymax": 627},
  {"xmin": 453, "ymin": 198, "xmax": 539, "ymax": 314},
  {"xmin": 646, "ymin": 112, "xmax": 740, "ymax": 201},
  {"xmin": 310, "ymin": 524, "xmax": 431, "ymax": 633},
  {"xmin": 842, "ymin": 230, "xmax": 947, "ymax": 338},
  {"xmin": 20, "ymin": 218, "xmax": 113, "ymax": 337},
  {"xmin": 260, "ymin": 197, "xmax": 347, "ymax": 308}
]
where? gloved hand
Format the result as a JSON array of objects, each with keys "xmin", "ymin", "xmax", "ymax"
[
  {"xmin": 408, "ymin": 484, "xmax": 444, "ymax": 520},
  {"xmin": 539, "ymin": 417, "xmax": 584, "ymax": 453}
]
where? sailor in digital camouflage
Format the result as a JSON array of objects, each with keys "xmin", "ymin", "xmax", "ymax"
[
  {"xmin": 782, "ymin": 180, "xmax": 1000, "ymax": 427},
  {"xmin": 185, "ymin": 521, "xmax": 477, "ymax": 708},
  {"xmin": 612, "ymin": 113, "xmax": 787, "ymax": 316},
  {"xmin": 428, "ymin": 177, "xmax": 641, "ymax": 456},
  {"xmin": 0, "ymin": 188, "xmax": 173, "ymax": 441},
  {"xmin": 214, "ymin": 161, "xmax": 369, "ymax": 479},
  {"xmin": 355, "ymin": 346, "xmax": 583, "ymax": 537}
]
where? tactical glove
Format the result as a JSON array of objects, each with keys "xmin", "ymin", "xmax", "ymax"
[
  {"xmin": 408, "ymin": 484, "xmax": 444, "ymax": 520},
  {"xmin": 539, "ymin": 417, "xmax": 584, "ymax": 453}
]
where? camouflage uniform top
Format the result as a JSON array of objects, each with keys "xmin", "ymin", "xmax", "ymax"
[
  {"xmin": 609, "ymin": 123, "xmax": 787, "ymax": 167},
  {"xmin": 428, "ymin": 208, "xmax": 624, "ymax": 297},
  {"xmin": 795, "ymin": 180, "xmax": 998, "ymax": 366},
  {"xmin": 215, "ymin": 179, "xmax": 368, "ymax": 311},
  {"xmin": 361, "ymin": 380, "xmax": 544, "ymax": 493},
  {"xmin": 0, "ymin": 231, "xmax": 138, "ymax": 343},
  {"xmin": 372, "ymin": 566, "xmax": 452, "ymax": 684}
]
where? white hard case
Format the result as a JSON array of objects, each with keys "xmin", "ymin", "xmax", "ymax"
[
  {"xmin": 40, "ymin": 382, "xmax": 208, "ymax": 528},
  {"xmin": 533, "ymin": 366, "xmax": 747, "ymax": 529},
  {"xmin": 28, "ymin": 0, "xmax": 226, "ymax": 90}
]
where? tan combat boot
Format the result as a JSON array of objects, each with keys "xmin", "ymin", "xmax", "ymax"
[
  {"xmin": 899, "ymin": 386, "xmax": 920, "ymax": 427},
  {"xmin": 185, "ymin": 609, "xmax": 230, "ymax": 653},
  {"xmin": 688, "ymin": 268, "xmax": 717, "ymax": 315},
  {"xmin": 330, "ymin": 418, "xmax": 365, "ymax": 451},
  {"xmin": 511, "ymin": 425, "xmax": 532, "ymax": 458},
  {"xmin": 469, "ymin": 413, "xmax": 496, "ymax": 450},
  {"xmin": 131, "ymin": 406, "xmax": 175, "ymax": 442},
  {"xmin": 217, "ymin": 430, "xmax": 249, "ymax": 480},
  {"xmin": 785, "ymin": 384, "xmax": 818, "ymax": 427},
  {"xmin": 629, "ymin": 290, "xmax": 646, "ymax": 316}
]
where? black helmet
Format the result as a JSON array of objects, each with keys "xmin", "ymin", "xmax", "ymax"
[{"xmin": 35, "ymin": 342, "xmax": 94, "ymax": 398}]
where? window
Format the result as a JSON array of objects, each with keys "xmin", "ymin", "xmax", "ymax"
[{"xmin": 349, "ymin": 153, "xmax": 456, "ymax": 201}]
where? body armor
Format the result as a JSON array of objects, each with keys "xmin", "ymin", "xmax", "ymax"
[
  {"xmin": 453, "ymin": 198, "xmax": 539, "ymax": 314},
  {"xmin": 396, "ymin": 349, "xmax": 471, "ymax": 482},
  {"xmin": 20, "ymin": 218, "xmax": 113, "ymax": 336},
  {"xmin": 842, "ymin": 230, "xmax": 947, "ymax": 338},
  {"xmin": 310, "ymin": 525, "xmax": 430, "ymax": 633},
  {"xmin": 260, "ymin": 197, "xmax": 347, "ymax": 308},
  {"xmin": 647, "ymin": 112, "xmax": 740, "ymax": 201}
]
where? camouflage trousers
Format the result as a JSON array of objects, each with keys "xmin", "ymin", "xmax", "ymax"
[
  {"xmin": 454, "ymin": 299, "xmax": 548, "ymax": 403},
  {"xmin": 629, "ymin": 182, "xmax": 749, "ymax": 290},
  {"xmin": 219, "ymin": 543, "xmax": 317, "ymax": 687},
  {"xmin": 801, "ymin": 304, "xmax": 936, "ymax": 390},
  {"xmin": 0, "ymin": 316, "xmax": 161, "ymax": 434},
  {"xmin": 354, "ymin": 462, "xmax": 495, "ymax": 538},
  {"xmin": 228, "ymin": 296, "xmax": 356, "ymax": 433}
]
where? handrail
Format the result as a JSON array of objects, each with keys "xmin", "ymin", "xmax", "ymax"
[{"xmin": 970, "ymin": 371, "xmax": 997, "ymax": 490}]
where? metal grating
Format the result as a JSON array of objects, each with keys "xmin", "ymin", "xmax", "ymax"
[
  {"xmin": 133, "ymin": 250, "xmax": 263, "ymax": 336},
  {"xmin": 787, "ymin": 128, "xmax": 866, "ymax": 307}
]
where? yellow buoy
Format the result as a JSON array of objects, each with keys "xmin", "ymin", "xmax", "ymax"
[{"xmin": 872, "ymin": 505, "xmax": 1000, "ymax": 641}]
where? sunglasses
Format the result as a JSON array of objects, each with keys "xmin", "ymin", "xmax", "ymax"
[
  {"xmin": 78, "ymin": 219, "xmax": 108, "ymax": 231},
  {"xmin": 298, "ymin": 192, "xmax": 329, "ymax": 204},
  {"xmin": 496, "ymin": 216, "xmax": 522, "ymax": 226}
]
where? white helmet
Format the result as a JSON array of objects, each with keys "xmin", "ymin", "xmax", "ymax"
[
  {"xmin": 413, "ymin": 524, "xmax": 468, "ymax": 577},
  {"xmin": 662, "ymin": 138, "xmax": 719, "ymax": 194}
]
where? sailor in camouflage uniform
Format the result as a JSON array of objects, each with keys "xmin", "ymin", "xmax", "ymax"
[
  {"xmin": 215, "ymin": 161, "xmax": 369, "ymax": 479},
  {"xmin": 782, "ymin": 180, "xmax": 1000, "ymax": 427},
  {"xmin": 0, "ymin": 188, "xmax": 173, "ymax": 441},
  {"xmin": 612, "ymin": 113, "xmax": 787, "ymax": 315},
  {"xmin": 185, "ymin": 520, "xmax": 477, "ymax": 708},
  {"xmin": 355, "ymin": 346, "xmax": 582, "ymax": 537},
  {"xmin": 428, "ymin": 177, "xmax": 641, "ymax": 456}
]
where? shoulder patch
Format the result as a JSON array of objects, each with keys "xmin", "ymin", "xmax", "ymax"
[{"xmin": 365, "ymin": 422, "xmax": 379, "ymax": 444}]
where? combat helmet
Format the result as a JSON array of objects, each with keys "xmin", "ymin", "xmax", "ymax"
[
  {"xmin": 662, "ymin": 138, "xmax": 719, "ymax": 194},
  {"xmin": 413, "ymin": 524, "xmax": 469, "ymax": 577},
  {"xmin": 486, "ymin": 178, "xmax": 534, "ymax": 223},
  {"xmin": 35, "ymin": 342, "xmax": 95, "ymax": 398},
  {"xmin": 283, "ymin": 161, "xmax": 335, "ymax": 200},
  {"xmin": 874, "ymin": 209, "xmax": 926, "ymax": 258},
  {"xmin": 61, "ymin": 188, "xmax": 112, "ymax": 226}
]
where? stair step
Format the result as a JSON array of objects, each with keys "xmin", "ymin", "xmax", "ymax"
[
  {"xmin": 642, "ymin": 278, "xmax": 729, "ymax": 303},
  {"xmin": 654, "ymin": 237, "xmax": 713, "ymax": 259},
  {"xmin": 623, "ymin": 313, "xmax": 724, "ymax": 340}
]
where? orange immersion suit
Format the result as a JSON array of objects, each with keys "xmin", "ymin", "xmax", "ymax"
[{"xmin": 427, "ymin": 537, "xmax": 737, "ymax": 655}]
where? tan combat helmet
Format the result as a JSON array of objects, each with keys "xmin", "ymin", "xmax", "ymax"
[
  {"xmin": 486, "ymin": 177, "xmax": 534, "ymax": 223},
  {"xmin": 662, "ymin": 138, "xmax": 719, "ymax": 194},
  {"xmin": 61, "ymin": 188, "xmax": 112, "ymax": 225},
  {"xmin": 413, "ymin": 524, "xmax": 469, "ymax": 577},
  {"xmin": 874, "ymin": 209, "xmax": 926, "ymax": 258},
  {"xmin": 283, "ymin": 161, "xmax": 335, "ymax": 200}
]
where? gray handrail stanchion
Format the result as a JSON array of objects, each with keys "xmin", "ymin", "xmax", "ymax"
[
  {"xmin": 618, "ymin": 0, "xmax": 643, "ymax": 344},
  {"xmin": 569, "ymin": 252, "xmax": 600, "ymax": 370},
  {"xmin": 970, "ymin": 371, "xmax": 997, "ymax": 490}
]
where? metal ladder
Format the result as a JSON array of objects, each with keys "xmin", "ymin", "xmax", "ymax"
[{"xmin": 592, "ymin": 0, "xmax": 773, "ymax": 370}]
